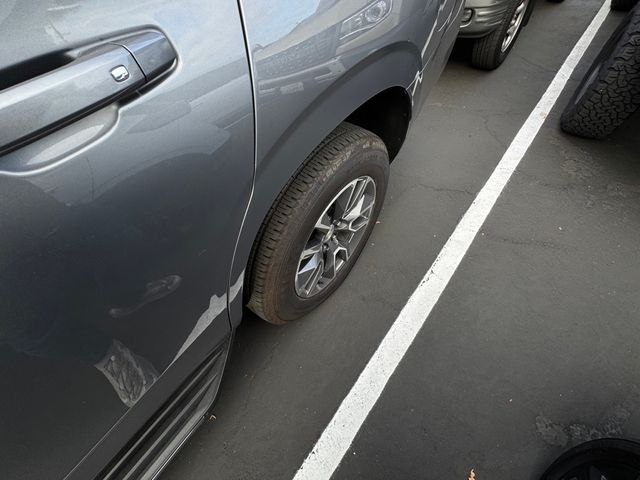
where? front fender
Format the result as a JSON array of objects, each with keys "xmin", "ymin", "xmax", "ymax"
[
  {"xmin": 229, "ymin": 0, "xmax": 462, "ymax": 325},
  {"xmin": 228, "ymin": 43, "xmax": 422, "ymax": 325}
]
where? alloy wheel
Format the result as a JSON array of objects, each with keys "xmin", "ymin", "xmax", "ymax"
[
  {"xmin": 295, "ymin": 176, "xmax": 377, "ymax": 298},
  {"xmin": 502, "ymin": 0, "xmax": 529, "ymax": 52}
]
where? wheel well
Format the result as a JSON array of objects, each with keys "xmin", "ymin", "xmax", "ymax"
[
  {"xmin": 243, "ymin": 87, "xmax": 412, "ymax": 307},
  {"xmin": 345, "ymin": 86, "xmax": 412, "ymax": 160}
]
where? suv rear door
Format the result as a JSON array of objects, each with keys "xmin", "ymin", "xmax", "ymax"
[{"xmin": 0, "ymin": 1, "xmax": 253, "ymax": 478}]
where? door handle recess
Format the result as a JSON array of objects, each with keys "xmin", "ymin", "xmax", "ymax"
[{"xmin": 0, "ymin": 31, "xmax": 176, "ymax": 155}]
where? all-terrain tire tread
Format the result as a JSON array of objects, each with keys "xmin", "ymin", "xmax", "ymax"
[{"xmin": 560, "ymin": 10, "xmax": 640, "ymax": 138}]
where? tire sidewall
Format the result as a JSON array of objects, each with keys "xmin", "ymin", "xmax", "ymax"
[{"xmin": 271, "ymin": 141, "xmax": 389, "ymax": 322}]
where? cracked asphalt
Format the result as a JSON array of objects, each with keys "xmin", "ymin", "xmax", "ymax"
[{"xmin": 163, "ymin": 1, "xmax": 640, "ymax": 479}]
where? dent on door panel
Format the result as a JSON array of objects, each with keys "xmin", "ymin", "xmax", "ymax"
[{"xmin": 0, "ymin": 1, "xmax": 253, "ymax": 479}]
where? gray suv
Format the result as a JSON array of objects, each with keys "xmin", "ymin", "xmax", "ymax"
[{"xmin": 0, "ymin": 0, "xmax": 462, "ymax": 478}]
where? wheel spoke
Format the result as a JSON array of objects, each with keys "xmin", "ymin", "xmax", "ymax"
[
  {"xmin": 314, "ymin": 213, "xmax": 333, "ymax": 233},
  {"xmin": 300, "ymin": 237, "xmax": 322, "ymax": 260},
  {"xmin": 335, "ymin": 236, "xmax": 351, "ymax": 261},
  {"xmin": 348, "ymin": 217, "xmax": 368, "ymax": 233},
  {"xmin": 344, "ymin": 197, "xmax": 374, "ymax": 233},
  {"xmin": 361, "ymin": 199, "xmax": 374, "ymax": 217},
  {"xmin": 297, "ymin": 253, "xmax": 324, "ymax": 296},
  {"xmin": 342, "ymin": 178, "xmax": 373, "ymax": 223},
  {"xmin": 333, "ymin": 182, "xmax": 356, "ymax": 219},
  {"xmin": 305, "ymin": 261, "xmax": 324, "ymax": 295},
  {"xmin": 346, "ymin": 178, "xmax": 368, "ymax": 213},
  {"xmin": 323, "ymin": 244, "xmax": 337, "ymax": 281},
  {"xmin": 343, "ymin": 194, "xmax": 365, "ymax": 222}
]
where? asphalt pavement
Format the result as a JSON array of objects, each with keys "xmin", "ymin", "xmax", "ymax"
[{"xmin": 163, "ymin": 1, "xmax": 640, "ymax": 478}]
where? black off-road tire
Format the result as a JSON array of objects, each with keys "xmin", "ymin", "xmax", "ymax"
[
  {"xmin": 539, "ymin": 438, "xmax": 640, "ymax": 480},
  {"xmin": 612, "ymin": 0, "xmax": 639, "ymax": 12},
  {"xmin": 471, "ymin": 0, "xmax": 534, "ymax": 70},
  {"xmin": 246, "ymin": 123, "xmax": 389, "ymax": 325},
  {"xmin": 560, "ymin": 8, "xmax": 640, "ymax": 138}
]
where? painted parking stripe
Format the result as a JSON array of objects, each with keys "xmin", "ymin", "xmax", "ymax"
[{"xmin": 293, "ymin": 2, "xmax": 612, "ymax": 479}]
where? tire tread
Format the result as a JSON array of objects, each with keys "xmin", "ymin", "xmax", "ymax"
[{"xmin": 560, "ymin": 10, "xmax": 640, "ymax": 138}]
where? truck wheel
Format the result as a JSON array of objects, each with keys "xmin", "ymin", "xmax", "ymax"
[
  {"xmin": 247, "ymin": 123, "xmax": 389, "ymax": 325},
  {"xmin": 539, "ymin": 438, "xmax": 640, "ymax": 480},
  {"xmin": 471, "ymin": 0, "xmax": 533, "ymax": 70},
  {"xmin": 611, "ymin": 0, "xmax": 639, "ymax": 12},
  {"xmin": 560, "ymin": 9, "xmax": 640, "ymax": 139}
]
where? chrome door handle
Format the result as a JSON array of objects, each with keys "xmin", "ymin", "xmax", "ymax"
[{"xmin": 0, "ymin": 31, "xmax": 176, "ymax": 155}]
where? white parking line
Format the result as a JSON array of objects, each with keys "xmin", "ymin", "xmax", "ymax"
[{"xmin": 293, "ymin": 2, "xmax": 612, "ymax": 479}]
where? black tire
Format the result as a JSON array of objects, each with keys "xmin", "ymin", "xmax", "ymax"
[
  {"xmin": 471, "ymin": 0, "xmax": 534, "ymax": 70},
  {"xmin": 539, "ymin": 438, "xmax": 640, "ymax": 480},
  {"xmin": 246, "ymin": 123, "xmax": 389, "ymax": 325},
  {"xmin": 560, "ymin": 8, "xmax": 640, "ymax": 139},
  {"xmin": 612, "ymin": 0, "xmax": 639, "ymax": 12}
]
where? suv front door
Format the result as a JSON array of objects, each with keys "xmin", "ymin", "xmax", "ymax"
[{"xmin": 0, "ymin": 1, "xmax": 253, "ymax": 478}]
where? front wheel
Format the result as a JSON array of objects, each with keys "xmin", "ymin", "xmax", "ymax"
[
  {"xmin": 471, "ymin": 0, "xmax": 533, "ymax": 70},
  {"xmin": 246, "ymin": 123, "xmax": 389, "ymax": 325}
]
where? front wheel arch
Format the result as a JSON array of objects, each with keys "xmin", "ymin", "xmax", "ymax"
[{"xmin": 227, "ymin": 44, "xmax": 423, "ymax": 327}]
